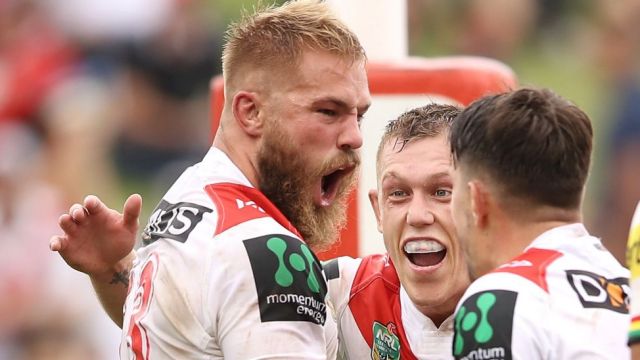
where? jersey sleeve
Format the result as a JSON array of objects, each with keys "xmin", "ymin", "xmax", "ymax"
[
  {"xmin": 452, "ymin": 275, "xmax": 549, "ymax": 360},
  {"xmin": 323, "ymin": 256, "xmax": 362, "ymax": 317},
  {"xmin": 324, "ymin": 308, "xmax": 339, "ymax": 360},
  {"xmin": 206, "ymin": 219, "xmax": 329, "ymax": 359},
  {"xmin": 323, "ymin": 256, "xmax": 363, "ymax": 359}
]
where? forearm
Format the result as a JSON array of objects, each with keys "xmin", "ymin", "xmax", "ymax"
[{"xmin": 90, "ymin": 250, "xmax": 137, "ymax": 328}]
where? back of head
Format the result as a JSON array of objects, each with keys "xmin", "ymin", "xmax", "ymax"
[
  {"xmin": 450, "ymin": 88, "xmax": 593, "ymax": 210},
  {"xmin": 222, "ymin": 0, "xmax": 365, "ymax": 93},
  {"xmin": 377, "ymin": 103, "xmax": 461, "ymax": 175}
]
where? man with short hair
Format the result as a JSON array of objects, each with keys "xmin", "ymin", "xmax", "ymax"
[
  {"xmin": 326, "ymin": 104, "xmax": 470, "ymax": 359},
  {"xmin": 50, "ymin": 1, "xmax": 370, "ymax": 358},
  {"xmin": 449, "ymin": 88, "xmax": 630, "ymax": 359}
]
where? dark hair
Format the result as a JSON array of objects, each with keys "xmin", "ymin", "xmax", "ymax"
[{"xmin": 450, "ymin": 88, "xmax": 593, "ymax": 209}]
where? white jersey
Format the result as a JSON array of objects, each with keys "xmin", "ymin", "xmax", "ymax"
[
  {"xmin": 120, "ymin": 147, "xmax": 332, "ymax": 359},
  {"xmin": 453, "ymin": 224, "xmax": 630, "ymax": 360},
  {"xmin": 325, "ymin": 254, "xmax": 454, "ymax": 360}
]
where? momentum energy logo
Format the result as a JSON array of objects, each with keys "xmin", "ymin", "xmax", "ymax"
[
  {"xmin": 244, "ymin": 234, "xmax": 327, "ymax": 325},
  {"xmin": 453, "ymin": 290, "xmax": 517, "ymax": 360}
]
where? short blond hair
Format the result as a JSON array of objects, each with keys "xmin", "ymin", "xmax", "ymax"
[
  {"xmin": 222, "ymin": 0, "xmax": 365, "ymax": 89},
  {"xmin": 376, "ymin": 104, "xmax": 461, "ymax": 177}
]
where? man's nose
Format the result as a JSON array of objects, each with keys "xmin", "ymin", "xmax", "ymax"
[
  {"xmin": 406, "ymin": 196, "xmax": 436, "ymax": 227},
  {"xmin": 337, "ymin": 115, "xmax": 363, "ymax": 150}
]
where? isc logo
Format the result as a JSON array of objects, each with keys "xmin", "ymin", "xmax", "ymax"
[
  {"xmin": 142, "ymin": 200, "xmax": 213, "ymax": 245},
  {"xmin": 566, "ymin": 269, "xmax": 630, "ymax": 313}
]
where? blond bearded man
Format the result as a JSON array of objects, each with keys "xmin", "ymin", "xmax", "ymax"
[
  {"xmin": 326, "ymin": 104, "xmax": 470, "ymax": 359},
  {"xmin": 50, "ymin": 1, "xmax": 370, "ymax": 358}
]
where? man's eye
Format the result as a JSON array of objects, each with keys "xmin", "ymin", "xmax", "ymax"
[
  {"xmin": 389, "ymin": 190, "xmax": 408, "ymax": 198},
  {"xmin": 318, "ymin": 109, "xmax": 337, "ymax": 116},
  {"xmin": 435, "ymin": 189, "xmax": 452, "ymax": 197}
]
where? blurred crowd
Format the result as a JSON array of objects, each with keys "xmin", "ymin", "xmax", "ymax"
[
  {"xmin": 0, "ymin": 0, "xmax": 638, "ymax": 358},
  {"xmin": 0, "ymin": 0, "xmax": 222, "ymax": 358}
]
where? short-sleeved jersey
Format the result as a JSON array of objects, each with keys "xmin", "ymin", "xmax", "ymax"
[
  {"xmin": 453, "ymin": 223, "xmax": 630, "ymax": 360},
  {"xmin": 325, "ymin": 254, "xmax": 454, "ymax": 360},
  {"xmin": 119, "ymin": 147, "xmax": 332, "ymax": 359},
  {"xmin": 627, "ymin": 201, "xmax": 640, "ymax": 345}
]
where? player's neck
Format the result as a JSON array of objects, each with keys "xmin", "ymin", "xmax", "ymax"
[
  {"xmin": 416, "ymin": 288, "xmax": 465, "ymax": 328},
  {"xmin": 213, "ymin": 125, "xmax": 261, "ymax": 188}
]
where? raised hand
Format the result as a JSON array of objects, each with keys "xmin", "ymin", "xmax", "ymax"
[
  {"xmin": 49, "ymin": 194, "xmax": 143, "ymax": 327},
  {"xmin": 50, "ymin": 194, "xmax": 141, "ymax": 280}
]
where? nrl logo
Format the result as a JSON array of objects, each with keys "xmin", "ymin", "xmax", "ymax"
[{"xmin": 371, "ymin": 321, "xmax": 400, "ymax": 360}]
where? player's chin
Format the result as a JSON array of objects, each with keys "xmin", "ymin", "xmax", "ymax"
[{"xmin": 405, "ymin": 283, "xmax": 449, "ymax": 308}]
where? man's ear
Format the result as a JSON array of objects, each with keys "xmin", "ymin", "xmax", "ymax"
[
  {"xmin": 232, "ymin": 90, "xmax": 264, "ymax": 137},
  {"xmin": 368, "ymin": 189, "xmax": 383, "ymax": 233},
  {"xmin": 468, "ymin": 180, "xmax": 489, "ymax": 229}
]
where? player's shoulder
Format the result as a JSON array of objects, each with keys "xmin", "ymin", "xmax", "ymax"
[
  {"xmin": 323, "ymin": 254, "xmax": 399, "ymax": 310},
  {"xmin": 324, "ymin": 253, "xmax": 393, "ymax": 282},
  {"xmin": 454, "ymin": 263, "xmax": 534, "ymax": 360},
  {"xmin": 345, "ymin": 254, "xmax": 400, "ymax": 296},
  {"xmin": 323, "ymin": 256, "xmax": 361, "ymax": 283},
  {"xmin": 142, "ymin": 173, "xmax": 300, "ymax": 248},
  {"xmin": 490, "ymin": 247, "xmax": 564, "ymax": 293},
  {"xmin": 456, "ymin": 248, "xmax": 565, "ymax": 319}
]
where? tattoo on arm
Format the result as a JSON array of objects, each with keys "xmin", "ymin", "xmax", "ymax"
[{"xmin": 110, "ymin": 270, "xmax": 130, "ymax": 287}]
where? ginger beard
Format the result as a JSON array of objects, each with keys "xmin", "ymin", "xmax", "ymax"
[{"xmin": 257, "ymin": 123, "xmax": 359, "ymax": 252}]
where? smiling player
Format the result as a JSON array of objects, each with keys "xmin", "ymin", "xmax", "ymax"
[{"xmin": 325, "ymin": 104, "xmax": 470, "ymax": 359}]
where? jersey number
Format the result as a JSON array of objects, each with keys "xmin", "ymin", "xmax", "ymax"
[{"xmin": 125, "ymin": 254, "xmax": 158, "ymax": 360}]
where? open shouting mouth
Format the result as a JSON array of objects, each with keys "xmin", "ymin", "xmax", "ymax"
[
  {"xmin": 403, "ymin": 239, "xmax": 447, "ymax": 267},
  {"xmin": 315, "ymin": 164, "xmax": 356, "ymax": 207}
]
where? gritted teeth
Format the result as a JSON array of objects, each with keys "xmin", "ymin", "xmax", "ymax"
[{"xmin": 403, "ymin": 240, "xmax": 445, "ymax": 254}]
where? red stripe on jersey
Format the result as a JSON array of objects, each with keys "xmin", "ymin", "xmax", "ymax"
[
  {"xmin": 492, "ymin": 247, "xmax": 563, "ymax": 292},
  {"xmin": 348, "ymin": 254, "xmax": 418, "ymax": 360},
  {"xmin": 204, "ymin": 183, "xmax": 302, "ymax": 239},
  {"xmin": 127, "ymin": 253, "xmax": 159, "ymax": 360}
]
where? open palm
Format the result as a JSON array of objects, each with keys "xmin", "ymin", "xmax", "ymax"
[{"xmin": 50, "ymin": 194, "xmax": 141, "ymax": 277}]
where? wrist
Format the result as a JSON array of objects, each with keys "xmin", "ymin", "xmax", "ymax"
[{"xmin": 90, "ymin": 250, "xmax": 137, "ymax": 285}]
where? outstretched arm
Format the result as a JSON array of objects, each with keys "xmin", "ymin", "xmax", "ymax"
[{"xmin": 49, "ymin": 194, "xmax": 142, "ymax": 328}]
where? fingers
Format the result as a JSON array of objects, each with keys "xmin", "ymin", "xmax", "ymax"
[
  {"xmin": 59, "ymin": 213, "xmax": 77, "ymax": 234},
  {"xmin": 49, "ymin": 235, "xmax": 67, "ymax": 252},
  {"xmin": 83, "ymin": 195, "xmax": 105, "ymax": 215},
  {"xmin": 69, "ymin": 203, "xmax": 88, "ymax": 223},
  {"xmin": 123, "ymin": 194, "xmax": 142, "ymax": 229}
]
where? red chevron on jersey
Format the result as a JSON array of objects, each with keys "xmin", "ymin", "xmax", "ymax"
[
  {"xmin": 205, "ymin": 183, "xmax": 301, "ymax": 238},
  {"xmin": 348, "ymin": 254, "xmax": 418, "ymax": 360},
  {"xmin": 493, "ymin": 247, "xmax": 563, "ymax": 292}
]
